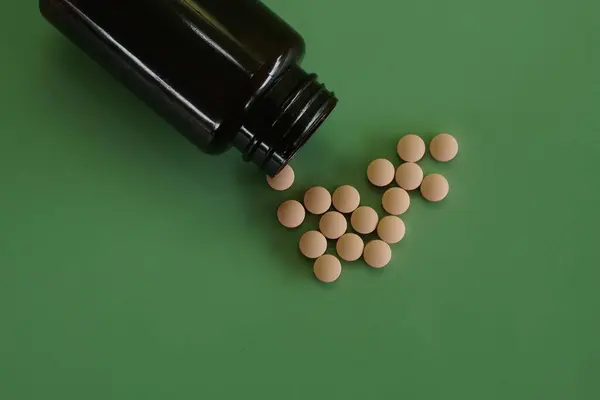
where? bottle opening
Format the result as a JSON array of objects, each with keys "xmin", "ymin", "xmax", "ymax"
[{"xmin": 234, "ymin": 65, "xmax": 338, "ymax": 176}]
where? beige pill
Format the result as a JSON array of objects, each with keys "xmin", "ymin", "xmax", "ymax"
[
  {"xmin": 350, "ymin": 206, "xmax": 379, "ymax": 235},
  {"xmin": 367, "ymin": 158, "xmax": 395, "ymax": 187},
  {"xmin": 397, "ymin": 134, "xmax": 426, "ymax": 163},
  {"xmin": 299, "ymin": 230, "xmax": 327, "ymax": 259},
  {"xmin": 377, "ymin": 216, "xmax": 405, "ymax": 244},
  {"xmin": 304, "ymin": 186, "xmax": 331, "ymax": 215},
  {"xmin": 395, "ymin": 162, "xmax": 424, "ymax": 191},
  {"xmin": 381, "ymin": 187, "xmax": 410, "ymax": 215},
  {"xmin": 420, "ymin": 173, "xmax": 449, "ymax": 202},
  {"xmin": 363, "ymin": 240, "xmax": 392, "ymax": 268},
  {"xmin": 319, "ymin": 211, "xmax": 348, "ymax": 239},
  {"xmin": 336, "ymin": 233, "xmax": 364, "ymax": 262},
  {"xmin": 430, "ymin": 133, "xmax": 458, "ymax": 162},
  {"xmin": 266, "ymin": 164, "xmax": 294, "ymax": 191},
  {"xmin": 332, "ymin": 185, "xmax": 360, "ymax": 214},
  {"xmin": 277, "ymin": 200, "xmax": 305, "ymax": 228},
  {"xmin": 313, "ymin": 254, "xmax": 342, "ymax": 283}
]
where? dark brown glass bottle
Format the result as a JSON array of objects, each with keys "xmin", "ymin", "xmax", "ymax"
[{"xmin": 39, "ymin": 0, "xmax": 338, "ymax": 175}]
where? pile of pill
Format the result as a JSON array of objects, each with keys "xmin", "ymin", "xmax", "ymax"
[{"xmin": 269, "ymin": 132, "xmax": 459, "ymax": 283}]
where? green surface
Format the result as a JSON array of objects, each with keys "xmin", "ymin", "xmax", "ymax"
[{"xmin": 2, "ymin": 0, "xmax": 600, "ymax": 398}]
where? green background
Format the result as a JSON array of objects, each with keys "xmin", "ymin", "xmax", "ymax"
[{"xmin": 2, "ymin": 0, "xmax": 599, "ymax": 398}]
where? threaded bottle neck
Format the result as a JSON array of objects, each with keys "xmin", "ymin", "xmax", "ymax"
[{"xmin": 233, "ymin": 65, "xmax": 337, "ymax": 176}]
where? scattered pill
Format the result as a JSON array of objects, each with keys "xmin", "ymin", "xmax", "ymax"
[
  {"xmin": 363, "ymin": 240, "xmax": 392, "ymax": 268},
  {"xmin": 277, "ymin": 200, "xmax": 305, "ymax": 228},
  {"xmin": 313, "ymin": 254, "xmax": 342, "ymax": 283},
  {"xmin": 336, "ymin": 233, "xmax": 365, "ymax": 262},
  {"xmin": 319, "ymin": 211, "xmax": 348, "ymax": 239},
  {"xmin": 397, "ymin": 134, "xmax": 426, "ymax": 163},
  {"xmin": 299, "ymin": 230, "xmax": 328, "ymax": 259},
  {"xmin": 332, "ymin": 185, "xmax": 360, "ymax": 214},
  {"xmin": 420, "ymin": 174, "xmax": 449, "ymax": 202},
  {"xmin": 350, "ymin": 206, "xmax": 379, "ymax": 234},
  {"xmin": 395, "ymin": 162, "xmax": 424, "ymax": 191},
  {"xmin": 303, "ymin": 186, "xmax": 332, "ymax": 215},
  {"xmin": 266, "ymin": 164, "xmax": 294, "ymax": 191},
  {"xmin": 273, "ymin": 128, "xmax": 459, "ymax": 282},
  {"xmin": 429, "ymin": 133, "xmax": 458, "ymax": 162},
  {"xmin": 367, "ymin": 158, "xmax": 395, "ymax": 187},
  {"xmin": 381, "ymin": 187, "xmax": 410, "ymax": 215},
  {"xmin": 377, "ymin": 216, "xmax": 405, "ymax": 244}
]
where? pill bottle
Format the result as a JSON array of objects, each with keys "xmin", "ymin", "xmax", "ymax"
[{"xmin": 39, "ymin": 0, "xmax": 338, "ymax": 175}]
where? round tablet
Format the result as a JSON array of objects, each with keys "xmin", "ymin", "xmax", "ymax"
[
  {"xmin": 277, "ymin": 200, "xmax": 305, "ymax": 228},
  {"xmin": 336, "ymin": 233, "xmax": 364, "ymax": 262},
  {"xmin": 319, "ymin": 211, "xmax": 348, "ymax": 239},
  {"xmin": 313, "ymin": 254, "xmax": 342, "ymax": 283},
  {"xmin": 377, "ymin": 216, "xmax": 405, "ymax": 244},
  {"xmin": 381, "ymin": 187, "xmax": 410, "ymax": 215},
  {"xmin": 303, "ymin": 186, "xmax": 331, "ymax": 215},
  {"xmin": 429, "ymin": 133, "xmax": 458, "ymax": 162},
  {"xmin": 367, "ymin": 158, "xmax": 395, "ymax": 187},
  {"xmin": 363, "ymin": 240, "xmax": 392, "ymax": 268},
  {"xmin": 420, "ymin": 173, "xmax": 449, "ymax": 202},
  {"xmin": 332, "ymin": 185, "xmax": 360, "ymax": 214},
  {"xmin": 395, "ymin": 162, "xmax": 424, "ymax": 191},
  {"xmin": 397, "ymin": 134, "xmax": 426, "ymax": 163},
  {"xmin": 299, "ymin": 230, "xmax": 327, "ymax": 259},
  {"xmin": 350, "ymin": 206, "xmax": 379, "ymax": 235},
  {"xmin": 266, "ymin": 164, "xmax": 294, "ymax": 191}
]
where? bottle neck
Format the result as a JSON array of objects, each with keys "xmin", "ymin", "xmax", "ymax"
[{"xmin": 233, "ymin": 65, "xmax": 338, "ymax": 176}]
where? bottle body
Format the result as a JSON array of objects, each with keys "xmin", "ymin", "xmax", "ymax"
[{"xmin": 40, "ymin": 0, "xmax": 337, "ymax": 175}]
